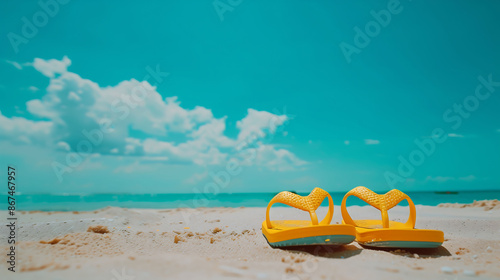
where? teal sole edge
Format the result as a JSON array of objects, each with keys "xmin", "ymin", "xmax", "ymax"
[
  {"xmin": 361, "ymin": 241, "xmax": 442, "ymax": 248},
  {"xmin": 265, "ymin": 234, "xmax": 355, "ymax": 248}
]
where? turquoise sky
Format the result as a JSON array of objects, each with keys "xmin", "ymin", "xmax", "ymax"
[{"xmin": 1, "ymin": 0, "xmax": 499, "ymax": 194}]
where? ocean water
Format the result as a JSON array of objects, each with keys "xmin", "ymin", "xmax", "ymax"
[{"xmin": 1, "ymin": 190, "xmax": 499, "ymax": 211}]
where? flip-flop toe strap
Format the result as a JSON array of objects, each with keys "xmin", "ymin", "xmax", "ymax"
[
  {"xmin": 266, "ymin": 187, "xmax": 333, "ymax": 229},
  {"xmin": 341, "ymin": 186, "xmax": 416, "ymax": 229}
]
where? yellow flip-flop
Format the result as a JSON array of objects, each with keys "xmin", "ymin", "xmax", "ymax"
[
  {"xmin": 262, "ymin": 187, "xmax": 356, "ymax": 247},
  {"xmin": 341, "ymin": 186, "xmax": 444, "ymax": 248}
]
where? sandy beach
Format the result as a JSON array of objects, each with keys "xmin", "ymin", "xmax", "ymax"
[{"xmin": 1, "ymin": 201, "xmax": 499, "ymax": 280}]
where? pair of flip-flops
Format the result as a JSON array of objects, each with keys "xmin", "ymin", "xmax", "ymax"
[{"xmin": 262, "ymin": 186, "xmax": 444, "ymax": 248}]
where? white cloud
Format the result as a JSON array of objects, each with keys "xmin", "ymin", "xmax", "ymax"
[
  {"xmin": 1, "ymin": 57, "xmax": 305, "ymax": 171},
  {"xmin": 189, "ymin": 117, "xmax": 235, "ymax": 147},
  {"xmin": 0, "ymin": 110, "xmax": 53, "ymax": 145},
  {"xmin": 447, "ymin": 133, "xmax": 464, "ymax": 138},
  {"xmin": 426, "ymin": 175, "xmax": 476, "ymax": 183},
  {"xmin": 28, "ymin": 86, "xmax": 39, "ymax": 92},
  {"xmin": 344, "ymin": 140, "xmax": 350, "ymax": 145},
  {"xmin": 236, "ymin": 109, "xmax": 287, "ymax": 142},
  {"xmin": 142, "ymin": 137, "xmax": 228, "ymax": 165},
  {"xmin": 6, "ymin": 60, "xmax": 22, "ymax": 70},
  {"xmin": 184, "ymin": 171, "xmax": 208, "ymax": 184},
  {"xmin": 364, "ymin": 139, "xmax": 380, "ymax": 145},
  {"xmin": 243, "ymin": 144, "xmax": 307, "ymax": 171},
  {"xmin": 113, "ymin": 160, "xmax": 153, "ymax": 174},
  {"xmin": 458, "ymin": 175, "xmax": 476, "ymax": 182},
  {"xmin": 32, "ymin": 56, "xmax": 71, "ymax": 78},
  {"xmin": 425, "ymin": 176, "xmax": 454, "ymax": 183},
  {"xmin": 56, "ymin": 141, "xmax": 70, "ymax": 151}
]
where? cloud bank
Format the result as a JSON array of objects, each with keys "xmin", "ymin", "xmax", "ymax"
[{"xmin": 0, "ymin": 57, "xmax": 306, "ymax": 171}]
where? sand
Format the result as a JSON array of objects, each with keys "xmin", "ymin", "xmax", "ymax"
[
  {"xmin": 438, "ymin": 199, "xmax": 500, "ymax": 211},
  {"xmin": 1, "ymin": 201, "xmax": 499, "ymax": 279}
]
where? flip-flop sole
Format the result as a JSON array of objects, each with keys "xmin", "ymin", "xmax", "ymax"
[
  {"xmin": 352, "ymin": 220, "xmax": 444, "ymax": 249},
  {"xmin": 265, "ymin": 234, "xmax": 355, "ymax": 247},
  {"xmin": 262, "ymin": 220, "xmax": 356, "ymax": 247},
  {"xmin": 360, "ymin": 240, "xmax": 442, "ymax": 248}
]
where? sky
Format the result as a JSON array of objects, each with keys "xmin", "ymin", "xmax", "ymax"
[{"xmin": 0, "ymin": 0, "xmax": 499, "ymax": 194}]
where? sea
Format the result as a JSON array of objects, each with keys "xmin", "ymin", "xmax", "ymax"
[{"xmin": 1, "ymin": 190, "xmax": 499, "ymax": 211}]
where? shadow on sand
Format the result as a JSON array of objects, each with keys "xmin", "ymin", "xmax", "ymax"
[
  {"xmin": 360, "ymin": 245, "xmax": 452, "ymax": 258},
  {"xmin": 276, "ymin": 244, "xmax": 451, "ymax": 259},
  {"xmin": 278, "ymin": 244, "xmax": 362, "ymax": 259}
]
